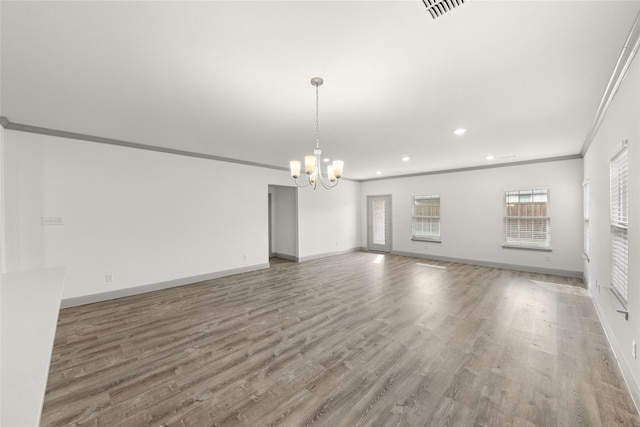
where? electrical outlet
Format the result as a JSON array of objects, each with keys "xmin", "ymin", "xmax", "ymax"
[
  {"xmin": 42, "ymin": 216, "xmax": 64, "ymax": 225},
  {"xmin": 105, "ymin": 274, "xmax": 113, "ymax": 283},
  {"xmin": 633, "ymin": 340, "xmax": 637, "ymax": 360}
]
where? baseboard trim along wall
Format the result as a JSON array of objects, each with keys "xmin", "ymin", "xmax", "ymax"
[
  {"xmin": 62, "ymin": 248, "xmax": 361, "ymax": 308},
  {"xmin": 272, "ymin": 253, "xmax": 297, "ymax": 261},
  {"xmin": 61, "ymin": 248, "xmax": 582, "ymax": 307},
  {"xmin": 297, "ymin": 247, "xmax": 363, "ymax": 263},
  {"xmin": 60, "ymin": 263, "xmax": 270, "ymax": 308},
  {"xmin": 390, "ymin": 250, "xmax": 584, "ymax": 279},
  {"xmin": 590, "ymin": 293, "xmax": 640, "ymax": 413}
]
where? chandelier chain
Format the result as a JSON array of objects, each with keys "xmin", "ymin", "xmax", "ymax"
[{"xmin": 315, "ymin": 83, "xmax": 320, "ymax": 149}]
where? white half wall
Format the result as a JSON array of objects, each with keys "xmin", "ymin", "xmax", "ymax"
[
  {"xmin": 584, "ymin": 49, "xmax": 640, "ymax": 407},
  {"xmin": 1, "ymin": 268, "xmax": 65, "ymax": 427},
  {"xmin": 360, "ymin": 158, "xmax": 584, "ymax": 276},
  {"xmin": 0, "ymin": 122, "xmax": 4, "ymax": 425},
  {"xmin": 3, "ymin": 130, "xmax": 360, "ymax": 302}
]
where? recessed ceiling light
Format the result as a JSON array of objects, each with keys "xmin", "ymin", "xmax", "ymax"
[
  {"xmin": 486, "ymin": 155, "xmax": 495, "ymax": 160},
  {"xmin": 402, "ymin": 156, "xmax": 410, "ymax": 162},
  {"xmin": 323, "ymin": 158, "xmax": 330, "ymax": 163},
  {"xmin": 454, "ymin": 128, "xmax": 467, "ymax": 136},
  {"xmin": 376, "ymin": 171, "xmax": 382, "ymax": 175}
]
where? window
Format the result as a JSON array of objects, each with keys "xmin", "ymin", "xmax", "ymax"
[
  {"xmin": 504, "ymin": 189, "xmax": 550, "ymax": 250},
  {"xmin": 610, "ymin": 145, "xmax": 628, "ymax": 306},
  {"xmin": 412, "ymin": 195, "xmax": 440, "ymax": 242},
  {"xmin": 583, "ymin": 180, "xmax": 590, "ymax": 256}
]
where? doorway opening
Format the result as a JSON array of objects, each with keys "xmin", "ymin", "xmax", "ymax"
[{"xmin": 268, "ymin": 185, "xmax": 298, "ymax": 262}]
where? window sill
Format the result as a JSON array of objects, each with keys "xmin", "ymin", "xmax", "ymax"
[
  {"xmin": 412, "ymin": 238, "xmax": 442, "ymax": 243},
  {"xmin": 502, "ymin": 244, "xmax": 552, "ymax": 252},
  {"xmin": 608, "ymin": 287, "xmax": 628, "ymax": 320}
]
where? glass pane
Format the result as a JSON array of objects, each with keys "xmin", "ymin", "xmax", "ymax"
[
  {"xmin": 505, "ymin": 218, "xmax": 549, "ymax": 246},
  {"xmin": 413, "ymin": 217, "xmax": 440, "ymax": 240},
  {"xmin": 372, "ymin": 199, "xmax": 386, "ymax": 245}
]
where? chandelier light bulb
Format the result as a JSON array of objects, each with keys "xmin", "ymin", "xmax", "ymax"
[
  {"xmin": 332, "ymin": 160, "xmax": 344, "ymax": 178},
  {"xmin": 327, "ymin": 165, "xmax": 336, "ymax": 182},
  {"xmin": 290, "ymin": 160, "xmax": 301, "ymax": 178},
  {"xmin": 304, "ymin": 155, "xmax": 316, "ymax": 175}
]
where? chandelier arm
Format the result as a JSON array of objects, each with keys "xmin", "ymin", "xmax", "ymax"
[
  {"xmin": 319, "ymin": 178, "xmax": 339, "ymax": 189},
  {"xmin": 292, "ymin": 176, "xmax": 311, "ymax": 188},
  {"xmin": 316, "ymin": 166, "xmax": 338, "ymax": 188},
  {"xmin": 317, "ymin": 172, "xmax": 339, "ymax": 189},
  {"xmin": 315, "ymin": 147, "xmax": 340, "ymax": 188}
]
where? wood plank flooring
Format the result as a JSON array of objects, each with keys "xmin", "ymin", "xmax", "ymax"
[{"xmin": 41, "ymin": 252, "xmax": 640, "ymax": 426}]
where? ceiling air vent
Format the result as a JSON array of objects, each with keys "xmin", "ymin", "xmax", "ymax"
[{"xmin": 422, "ymin": 0, "xmax": 466, "ymax": 19}]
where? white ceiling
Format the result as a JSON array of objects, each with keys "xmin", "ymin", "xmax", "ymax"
[{"xmin": 2, "ymin": 1, "xmax": 639, "ymax": 180}]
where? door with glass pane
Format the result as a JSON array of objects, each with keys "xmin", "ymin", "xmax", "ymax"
[{"xmin": 367, "ymin": 195, "xmax": 392, "ymax": 252}]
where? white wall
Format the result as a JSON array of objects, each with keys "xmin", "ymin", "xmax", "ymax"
[
  {"xmin": 4, "ymin": 134, "xmax": 45, "ymax": 271},
  {"xmin": 584, "ymin": 50, "xmax": 640, "ymax": 405},
  {"xmin": 360, "ymin": 158, "xmax": 584, "ymax": 276},
  {"xmin": 3, "ymin": 130, "xmax": 360, "ymax": 302},
  {"xmin": 297, "ymin": 178, "xmax": 360, "ymax": 261}
]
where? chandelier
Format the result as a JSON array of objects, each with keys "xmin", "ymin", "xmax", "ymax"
[{"xmin": 290, "ymin": 77, "xmax": 344, "ymax": 189}]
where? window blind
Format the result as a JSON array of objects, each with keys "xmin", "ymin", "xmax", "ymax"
[
  {"xmin": 504, "ymin": 189, "xmax": 550, "ymax": 249},
  {"xmin": 611, "ymin": 227, "xmax": 629, "ymax": 304},
  {"xmin": 610, "ymin": 148, "xmax": 628, "ymax": 229},
  {"xmin": 610, "ymin": 146, "xmax": 628, "ymax": 306},
  {"xmin": 412, "ymin": 195, "xmax": 440, "ymax": 241},
  {"xmin": 583, "ymin": 181, "xmax": 590, "ymax": 255},
  {"xmin": 584, "ymin": 221, "xmax": 590, "ymax": 255}
]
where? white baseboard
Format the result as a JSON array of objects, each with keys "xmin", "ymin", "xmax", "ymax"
[
  {"xmin": 272, "ymin": 252, "xmax": 297, "ymax": 261},
  {"xmin": 61, "ymin": 248, "xmax": 364, "ymax": 308},
  {"xmin": 297, "ymin": 247, "xmax": 362, "ymax": 262},
  {"xmin": 60, "ymin": 263, "xmax": 270, "ymax": 308},
  {"xmin": 590, "ymin": 293, "xmax": 640, "ymax": 414},
  {"xmin": 390, "ymin": 250, "xmax": 583, "ymax": 278}
]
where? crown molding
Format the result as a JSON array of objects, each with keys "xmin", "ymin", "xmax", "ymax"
[
  {"xmin": 581, "ymin": 9, "xmax": 640, "ymax": 156},
  {"xmin": 0, "ymin": 116, "xmax": 362, "ymax": 182},
  {"xmin": 0, "ymin": 116, "xmax": 582, "ymax": 183},
  {"xmin": 359, "ymin": 154, "xmax": 583, "ymax": 183},
  {"xmin": 0, "ymin": 116, "xmax": 291, "ymax": 172}
]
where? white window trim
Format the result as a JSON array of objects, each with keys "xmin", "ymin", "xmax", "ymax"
[
  {"xmin": 411, "ymin": 194, "xmax": 441, "ymax": 243},
  {"xmin": 610, "ymin": 143, "xmax": 628, "ymax": 308},
  {"xmin": 583, "ymin": 180, "xmax": 590, "ymax": 261},
  {"xmin": 502, "ymin": 187, "xmax": 551, "ymax": 251}
]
